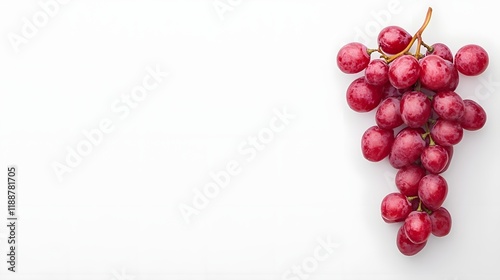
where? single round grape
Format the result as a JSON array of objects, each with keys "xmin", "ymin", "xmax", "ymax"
[
  {"xmin": 430, "ymin": 207, "xmax": 452, "ymax": 237},
  {"xmin": 430, "ymin": 119, "xmax": 463, "ymax": 146},
  {"xmin": 418, "ymin": 174, "xmax": 448, "ymax": 211},
  {"xmin": 395, "ymin": 164, "xmax": 426, "ymax": 196},
  {"xmin": 459, "ymin": 99, "xmax": 487, "ymax": 131},
  {"xmin": 400, "ymin": 91, "xmax": 432, "ymax": 128},
  {"xmin": 361, "ymin": 126, "xmax": 394, "ymax": 162},
  {"xmin": 389, "ymin": 127, "xmax": 426, "ymax": 169},
  {"xmin": 389, "ymin": 55, "xmax": 420, "ymax": 89},
  {"xmin": 397, "ymin": 224, "xmax": 427, "ymax": 256},
  {"xmin": 426, "ymin": 43, "xmax": 453, "ymax": 62},
  {"xmin": 432, "ymin": 91, "xmax": 465, "ymax": 121},
  {"xmin": 381, "ymin": 192, "xmax": 412, "ymax": 223},
  {"xmin": 403, "ymin": 211, "xmax": 432, "ymax": 244},
  {"xmin": 455, "ymin": 44, "xmax": 489, "ymax": 76},
  {"xmin": 365, "ymin": 59, "xmax": 389, "ymax": 86},
  {"xmin": 346, "ymin": 77, "xmax": 383, "ymax": 112},
  {"xmin": 419, "ymin": 55, "xmax": 452, "ymax": 91},
  {"xmin": 421, "ymin": 145, "xmax": 449, "ymax": 174},
  {"xmin": 376, "ymin": 97, "xmax": 403, "ymax": 129},
  {"xmin": 378, "ymin": 26, "xmax": 412, "ymax": 54},
  {"xmin": 337, "ymin": 42, "xmax": 371, "ymax": 74}
]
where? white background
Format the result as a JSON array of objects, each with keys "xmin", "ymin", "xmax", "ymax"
[{"xmin": 1, "ymin": 0, "xmax": 499, "ymax": 279}]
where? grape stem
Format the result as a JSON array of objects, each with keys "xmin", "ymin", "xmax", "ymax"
[
  {"xmin": 421, "ymin": 41, "xmax": 434, "ymax": 53},
  {"xmin": 386, "ymin": 7, "xmax": 433, "ymax": 63},
  {"xmin": 417, "ymin": 200, "xmax": 433, "ymax": 214},
  {"xmin": 429, "ymin": 136, "xmax": 436, "ymax": 146},
  {"xmin": 424, "ymin": 122, "xmax": 436, "ymax": 146},
  {"xmin": 422, "ymin": 205, "xmax": 433, "ymax": 215},
  {"xmin": 368, "ymin": 48, "xmax": 390, "ymax": 60},
  {"xmin": 414, "ymin": 81, "xmax": 421, "ymax": 91}
]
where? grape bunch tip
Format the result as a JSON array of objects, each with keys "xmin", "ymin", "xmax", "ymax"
[{"xmin": 337, "ymin": 7, "xmax": 488, "ymax": 256}]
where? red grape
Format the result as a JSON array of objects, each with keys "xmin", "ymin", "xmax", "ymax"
[
  {"xmin": 381, "ymin": 193, "xmax": 412, "ymax": 223},
  {"xmin": 376, "ymin": 97, "xmax": 403, "ymax": 129},
  {"xmin": 459, "ymin": 99, "xmax": 487, "ymax": 130},
  {"xmin": 430, "ymin": 207, "xmax": 452, "ymax": 237},
  {"xmin": 430, "ymin": 119, "xmax": 463, "ymax": 146},
  {"xmin": 400, "ymin": 91, "xmax": 432, "ymax": 128},
  {"xmin": 389, "ymin": 127, "xmax": 426, "ymax": 169},
  {"xmin": 455, "ymin": 44, "xmax": 489, "ymax": 76},
  {"xmin": 421, "ymin": 145, "xmax": 449, "ymax": 174},
  {"xmin": 346, "ymin": 77, "xmax": 383, "ymax": 112},
  {"xmin": 361, "ymin": 126, "xmax": 394, "ymax": 162},
  {"xmin": 426, "ymin": 43, "xmax": 453, "ymax": 62},
  {"xmin": 337, "ymin": 42, "xmax": 371, "ymax": 74},
  {"xmin": 432, "ymin": 91, "xmax": 465, "ymax": 121},
  {"xmin": 418, "ymin": 174, "xmax": 448, "ymax": 211},
  {"xmin": 378, "ymin": 26, "xmax": 412, "ymax": 54},
  {"xmin": 395, "ymin": 164, "xmax": 426, "ymax": 197},
  {"xmin": 388, "ymin": 55, "xmax": 420, "ymax": 89},
  {"xmin": 396, "ymin": 225, "xmax": 427, "ymax": 256},
  {"xmin": 403, "ymin": 211, "xmax": 432, "ymax": 244},
  {"xmin": 419, "ymin": 55, "xmax": 452, "ymax": 91},
  {"xmin": 365, "ymin": 59, "xmax": 389, "ymax": 86}
]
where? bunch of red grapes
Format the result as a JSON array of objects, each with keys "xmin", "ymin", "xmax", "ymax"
[{"xmin": 337, "ymin": 8, "xmax": 488, "ymax": 256}]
